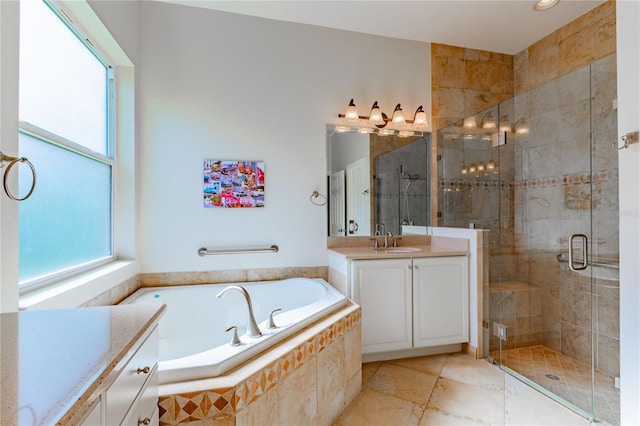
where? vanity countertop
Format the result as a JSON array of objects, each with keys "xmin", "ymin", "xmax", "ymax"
[
  {"xmin": 327, "ymin": 235, "xmax": 469, "ymax": 260},
  {"xmin": 0, "ymin": 303, "xmax": 166, "ymax": 425}
]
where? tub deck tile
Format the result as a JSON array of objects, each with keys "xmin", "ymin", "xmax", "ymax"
[{"xmin": 159, "ymin": 304, "xmax": 362, "ymax": 425}]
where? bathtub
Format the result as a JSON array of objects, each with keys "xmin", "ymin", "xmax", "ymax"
[{"xmin": 122, "ymin": 277, "xmax": 347, "ymax": 384}]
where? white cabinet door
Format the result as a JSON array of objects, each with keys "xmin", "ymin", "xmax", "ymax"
[
  {"xmin": 412, "ymin": 256, "xmax": 469, "ymax": 347},
  {"xmin": 352, "ymin": 258, "xmax": 413, "ymax": 354}
]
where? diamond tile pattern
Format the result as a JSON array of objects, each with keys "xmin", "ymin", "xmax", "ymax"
[{"xmin": 158, "ymin": 308, "xmax": 361, "ymax": 425}]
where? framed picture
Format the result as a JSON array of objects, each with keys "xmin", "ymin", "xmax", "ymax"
[{"xmin": 203, "ymin": 160, "xmax": 264, "ymax": 208}]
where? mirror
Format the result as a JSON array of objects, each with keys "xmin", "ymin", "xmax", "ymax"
[{"xmin": 326, "ymin": 126, "xmax": 431, "ymax": 237}]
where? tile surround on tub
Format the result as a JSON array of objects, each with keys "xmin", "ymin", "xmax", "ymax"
[
  {"xmin": 82, "ymin": 266, "xmax": 330, "ymax": 307},
  {"xmin": 140, "ymin": 266, "xmax": 329, "ymax": 287},
  {"xmin": 157, "ymin": 304, "xmax": 361, "ymax": 425}
]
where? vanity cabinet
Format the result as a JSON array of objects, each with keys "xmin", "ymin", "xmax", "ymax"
[
  {"xmin": 350, "ymin": 256, "xmax": 468, "ymax": 355},
  {"xmin": 106, "ymin": 327, "xmax": 160, "ymax": 425},
  {"xmin": 1, "ymin": 304, "xmax": 165, "ymax": 426},
  {"xmin": 353, "ymin": 258, "xmax": 413, "ymax": 353},
  {"xmin": 79, "ymin": 326, "xmax": 160, "ymax": 426}
]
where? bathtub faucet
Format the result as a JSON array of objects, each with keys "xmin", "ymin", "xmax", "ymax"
[{"xmin": 216, "ymin": 285, "xmax": 263, "ymax": 338}]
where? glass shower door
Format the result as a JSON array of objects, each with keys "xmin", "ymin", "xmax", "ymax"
[
  {"xmin": 497, "ymin": 54, "xmax": 619, "ymax": 425},
  {"xmin": 437, "ymin": 53, "xmax": 620, "ymax": 426}
]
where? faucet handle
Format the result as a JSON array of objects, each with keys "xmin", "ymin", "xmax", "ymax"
[
  {"xmin": 225, "ymin": 325, "xmax": 242, "ymax": 346},
  {"xmin": 267, "ymin": 308, "xmax": 282, "ymax": 329},
  {"xmin": 369, "ymin": 238, "xmax": 379, "ymax": 249},
  {"xmin": 393, "ymin": 236, "xmax": 402, "ymax": 247}
]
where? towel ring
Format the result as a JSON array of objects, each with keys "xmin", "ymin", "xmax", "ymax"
[
  {"xmin": 310, "ymin": 191, "xmax": 327, "ymax": 206},
  {"xmin": 1, "ymin": 152, "xmax": 36, "ymax": 201},
  {"xmin": 611, "ymin": 131, "xmax": 638, "ymax": 150}
]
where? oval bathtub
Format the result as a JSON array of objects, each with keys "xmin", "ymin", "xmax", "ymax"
[{"xmin": 122, "ymin": 277, "xmax": 347, "ymax": 384}]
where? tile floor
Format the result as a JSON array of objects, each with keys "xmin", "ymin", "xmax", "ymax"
[
  {"xmin": 498, "ymin": 346, "xmax": 620, "ymax": 426},
  {"xmin": 334, "ymin": 352, "xmax": 592, "ymax": 426}
]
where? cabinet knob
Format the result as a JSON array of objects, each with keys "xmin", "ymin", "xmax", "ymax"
[
  {"xmin": 138, "ymin": 418, "xmax": 151, "ymax": 425},
  {"xmin": 136, "ymin": 366, "xmax": 151, "ymax": 374},
  {"xmin": 414, "ymin": 265, "xmax": 419, "ymax": 269},
  {"xmin": 407, "ymin": 265, "xmax": 412, "ymax": 270}
]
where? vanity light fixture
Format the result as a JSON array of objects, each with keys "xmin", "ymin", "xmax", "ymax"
[
  {"xmin": 337, "ymin": 99, "xmax": 430, "ymax": 136},
  {"xmin": 392, "ymin": 104, "xmax": 406, "ymax": 124},
  {"xmin": 499, "ymin": 115, "xmax": 512, "ymax": 133},
  {"xmin": 368, "ymin": 101, "xmax": 386, "ymax": 126},
  {"xmin": 463, "ymin": 116, "xmax": 477, "ymax": 129},
  {"xmin": 482, "ymin": 112, "xmax": 497, "ymax": 129},
  {"xmin": 461, "ymin": 159, "xmax": 498, "ymax": 177},
  {"xmin": 513, "ymin": 118, "xmax": 530, "ymax": 135},
  {"xmin": 534, "ymin": 0, "xmax": 560, "ymax": 11},
  {"xmin": 413, "ymin": 106, "xmax": 428, "ymax": 126},
  {"xmin": 345, "ymin": 99, "xmax": 359, "ymax": 120}
]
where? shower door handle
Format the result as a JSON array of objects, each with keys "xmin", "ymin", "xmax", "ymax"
[{"xmin": 568, "ymin": 234, "xmax": 588, "ymax": 271}]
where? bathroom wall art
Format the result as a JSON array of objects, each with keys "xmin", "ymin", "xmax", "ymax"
[{"xmin": 203, "ymin": 160, "xmax": 264, "ymax": 208}]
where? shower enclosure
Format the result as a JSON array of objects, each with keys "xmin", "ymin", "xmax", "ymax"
[
  {"xmin": 374, "ymin": 136, "xmax": 430, "ymax": 236},
  {"xmin": 438, "ymin": 53, "xmax": 619, "ymax": 424}
]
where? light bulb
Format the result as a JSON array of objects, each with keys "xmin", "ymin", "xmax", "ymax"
[
  {"xmin": 482, "ymin": 112, "xmax": 496, "ymax": 129},
  {"xmin": 368, "ymin": 101, "xmax": 385, "ymax": 126},
  {"xmin": 413, "ymin": 106, "xmax": 428, "ymax": 127},
  {"xmin": 463, "ymin": 116, "xmax": 477, "ymax": 128},
  {"xmin": 345, "ymin": 99, "xmax": 359, "ymax": 121},
  {"xmin": 392, "ymin": 104, "xmax": 406, "ymax": 124}
]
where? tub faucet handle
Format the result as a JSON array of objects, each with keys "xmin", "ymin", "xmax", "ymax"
[
  {"xmin": 225, "ymin": 325, "xmax": 242, "ymax": 346},
  {"xmin": 267, "ymin": 308, "xmax": 282, "ymax": 329}
]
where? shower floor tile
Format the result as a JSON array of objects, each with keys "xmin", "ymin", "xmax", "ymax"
[{"xmin": 493, "ymin": 345, "xmax": 620, "ymax": 425}]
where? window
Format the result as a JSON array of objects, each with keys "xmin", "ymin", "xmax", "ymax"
[{"xmin": 18, "ymin": 0, "xmax": 114, "ymax": 289}]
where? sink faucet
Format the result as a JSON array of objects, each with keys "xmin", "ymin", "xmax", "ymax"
[
  {"xmin": 384, "ymin": 231, "xmax": 393, "ymax": 248},
  {"xmin": 216, "ymin": 285, "xmax": 262, "ymax": 338}
]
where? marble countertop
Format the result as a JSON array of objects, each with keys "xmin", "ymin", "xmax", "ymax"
[
  {"xmin": 0, "ymin": 303, "xmax": 166, "ymax": 425},
  {"xmin": 327, "ymin": 237, "xmax": 469, "ymax": 260}
]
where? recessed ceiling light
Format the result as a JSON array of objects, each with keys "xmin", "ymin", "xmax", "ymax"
[{"xmin": 534, "ymin": 0, "xmax": 560, "ymax": 11}]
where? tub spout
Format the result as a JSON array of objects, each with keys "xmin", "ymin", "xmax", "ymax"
[{"xmin": 216, "ymin": 285, "xmax": 262, "ymax": 338}]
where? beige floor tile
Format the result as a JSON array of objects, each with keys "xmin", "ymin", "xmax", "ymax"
[
  {"xmin": 440, "ymin": 353, "xmax": 505, "ymax": 391},
  {"xmin": 389, "ymin": 354, "xmax": 448, "ymax": 376},
  {"xmin": 426, "ymin": 377, "xmax": 505, "ymax": 425},
  {"xmin": 362, "ymin": 361, "xmax": 383, "ymax": 385},
  {"xmin": 366, "ymin": 364, "xmax": 438, "ymax": 407},
  {"xmin": 419, "ymin": 407, "xmax": 487, "ymax": 425},
  {"xmin": 334, "ymin": 387, "xmax": 423, "ymax": 426},
  {"xmin": 504, "ymin": 375, "xmax": 590, "ymax": 425}
]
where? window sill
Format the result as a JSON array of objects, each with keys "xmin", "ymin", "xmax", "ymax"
[{"xmin": 19, "ymin": 260, "xmax": 137, "ymax": 311}]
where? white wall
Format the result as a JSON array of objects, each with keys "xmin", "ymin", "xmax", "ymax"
[
  {"xmin": 133, "ymin": 1, "xmax": 430, "ymax": 272},
  {"xmin": 616, "ymin": 1, "xmax": 640, "ymax": 423},
  {"xmin": 0, "ymin": 1, "xmax": 20, "ymax": 311}
]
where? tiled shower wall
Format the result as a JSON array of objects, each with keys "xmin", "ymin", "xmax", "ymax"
[
  {"xmin": 435, "ymin": 0, "xmax": 619, "ymax": 377},
  {"xmin": 373, "ymin": 136, "xmax": 430, "ymax": 235}
]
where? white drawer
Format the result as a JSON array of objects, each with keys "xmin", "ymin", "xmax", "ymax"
[
  {"xmin": 122, "ymin": 366, "xmax": 159, "ymax": 426},
  {"xmin": 106, "ymin": 327, "xmax": 159, "ymax": 425}
]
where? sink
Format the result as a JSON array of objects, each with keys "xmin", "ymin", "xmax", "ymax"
[{"xmin": 375, "ymin": 247, "xmax": 421, "ymax": 253}]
